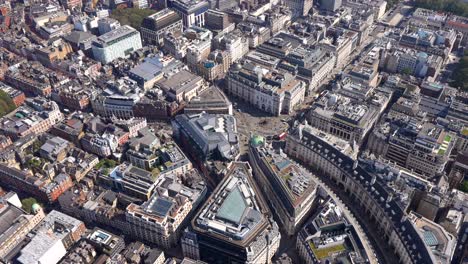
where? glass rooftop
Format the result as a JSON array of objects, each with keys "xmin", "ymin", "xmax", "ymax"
[{"xmin": 217, "ymin": 187, "xmax": 247, "ymax": 224}]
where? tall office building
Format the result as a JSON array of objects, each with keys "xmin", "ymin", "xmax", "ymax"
[
  {"xmin": 169, "ymin": 0, "xmax": 209, "ymax": 28},
  {"xmin": 141, "ymin": 9, "xmax": 183, "ymax": 45},
  {"xmin": 320, "ymin": 0, "xmax": 341, "ymax": 12},
  {"xmin": 92, "ymin": 25, "xmax": 142, "ymax": 64},
  {"xmin": 284, "ymin": 0, "xmax": 312, "ymax": 18},
  {"xmin": 190, "ymin": 162, "xmax": 281, "ymax": 264}
]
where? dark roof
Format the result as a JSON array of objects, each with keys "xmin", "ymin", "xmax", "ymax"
[
  {"xmin": 0, "ymin": 204, "xmax": 24, "ymax": 235},
  {"xmin": 64, "ymin": 31, "xmax": 97, "ymax": 44}
]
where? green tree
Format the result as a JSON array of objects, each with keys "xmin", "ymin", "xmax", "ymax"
[
  {"xmin": 21, "ymin": 197, "xmax": 39, "ymax": 213},
  {"xmin": 0, "ymin": 90, "xmax": 16, "ymax": 118},
  {"xmin": 95, "ymin": 158, "xmax": 117, "ymax": 169},
  {"xmin": 110, "ymin": 8, "xmax": 157, "ymax": 30},
  {"xmin": 459, "ymin": 180, "xmax": 468, "ymax": 193},
  {"xmin": 451, "ymin": 50, "xmax": 468, "ymax": 91},
  {"xmin": 414, "ymin": 0, "xmax": 468, "ymax": 17},
  {"xmin": 401, "ymin": 67, "xmax": 413, "ymax": 75}
]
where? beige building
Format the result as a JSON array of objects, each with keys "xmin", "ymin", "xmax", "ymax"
[
  {"xmin": 157, "ymin": 70, "xmax": 205, "ymax": 103},
  {"xmin": 0, "ymin": 193, "xmax": 45, "ymax": 261},
  {"xmin": 227, "ymin": 61, "xmax": 305, "ymax": 116},
  {"xmin": 285, "ymin": 124, "xmax": 438, "ymax": 264},
  {"xmin": 126, "ymin": 169, "xmax": 207, "ymax": 248},
  {"xmin": 0, "ymin": 99, "xmax": 63, "ymax": 140},
  {"xmin": 248, "ymin": 135, "xmax": 317, "ymax": 236}
]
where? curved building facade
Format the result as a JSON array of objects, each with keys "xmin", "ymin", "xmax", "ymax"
[{"xmin": 285, "ymin": 124, "xmax": 436, "ymax": 264}]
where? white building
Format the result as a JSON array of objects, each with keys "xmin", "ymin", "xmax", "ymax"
[
  {"xmin": 92, "ymin": 25, "xmax": 142, "ymax": 64},
  {"xmin": 170, "ymin": 0, "xmax": 209, "ymax": 28}
]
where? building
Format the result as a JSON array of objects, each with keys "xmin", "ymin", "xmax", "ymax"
[
  {"xmin": 63, "ymin": 31, "xmax": 97, "ymax": 55},
  {"xmin": 16, "ymin": 210, "xmax": 86, "ymax": 264},
  {"xmin": 368, "ymin": 117, "xmax": 455, "ymax": 179},
  {"xmin": 248, "ymin": 135, "xmax": 318, "ymax": 236},
  {"xmin": 39, "ymin": 136, "xmax": 71, "ymax": 162},
  {"xmin": 127, "ymin": 138, "xmax": 191, "ymax": 174},
  {"xmin": 81, "ymin": 133, "xmax": 119, "ymax": 157},
  {"xmin": 128, "ymin": 56, "xmax": 165, "ymax": 89},
  {"xmin": 320, "ymin": 0, "xmax": 341, "ymax": 12},
  {"xmin": 141, "ymin": 9, "xmax": 183, "ymax": 45},
  {"xmin": 227, "ymin": 62, "xmax": 306, "ymax": 116},
  {"xmin": 204, "ymin": 9, "xmax": 230, "ymax": 31},
  {"xmin": 0, "ymin": 98, "xmax": 64, "ymax": 140},
  {"xmin": 91, "ymin": 77, "xmax": 142, "ymax": 119},
  {"xmin": 308, "ymin": 92, "xmax": 380, "ymax": 146},
  {"xmin": 196, "ymin": 50, "xmax": 231, "ymax": 81},
  {"xmin": 4, "ymin": 62, "xmax": 53, "ymax": 96},
  {"xmin": 50, "ymin": 117, "xmax": 85, "ymax": 147},
  {"xmin": 126, "ymin": 169, "xmax": 207, "ymax": 248},
  {"xmin": 282, "ymin": 46, "xmax": 336, "ymax": 93},
  {"xmin": 57, "ymin": 147, "xmax": 99, "ymax": 182},
  {"xmin": 121, "ymin": 242, "xmax": 166, "ymax": 264},
  {"xmin": 0, "ymin": 82, "xmax": 25, "ymax": 107},
  {"xmin": 297, "ymin": 199, "xmax": 369, "ymax": 264},
  {"xmin": 157, "ymin": 69, "xmax": 205, "ymax": 103},
  {"xmin": 409, "ymin": 213, "xmax": 457, "ymax": 264},
  {"xmin": 169, "ymin": 0, "xmax": 209, "ymax": 28},
  {"xmin": 98, "ymin": 162, "xmax": 157, "ymax": 201},
  {"xmin": 59, "ymin": 0, "xmax": 82, "ymax": 10},
  {"xmin": 186, "ymin": 29, "xmax": 213, "ymax": 71},
  {"xmin": 87, "ymin": 228, "xmax": 126, "ymax": 257},
  {"xmin": 0, "ymin": 192, "xmax": 45, "ymax": 262},
  {"xmin": 320, "ymin": 33, "xmax": 353, "ymax": 68},
  {"xmin": 0, "ymin": 164, "xmax": 74, "ymax": 202},
  {"xmin": 190, "ymin": 162, "xmax": 281, "ymax": 264},
  {"xmin": 172, "ymin": 113, "xmax": 240, "ymax": 163},
  {"xmin": 284, "ymin": 0, "xmax": 312, "ymax": 18},
  {"xmin": 212, "ymin": 30, "xmax": 249, "ymax": 63},
  {"xmin": 35, "ymin": 40, "xmax": 73, "ymax": 67},
  {"xmin": 237, "ymin": 23, "xmax": 271, "ymax": 48},
  {"xmin": 92, "ymin": 25, "xmax": 142, "ymax": 64},
  {"xmin": 60, "ymin": 240, "xmax": 99, "ymax": 264},
  {"xmin": 184, "ymin": 86, "xmax": 233, "ymax": 115},
  {"xmin": 97, "ymin": 18, "xmax": 121, "ymax": 35},
  {"xmin": 285, "ymin": 124, "xmax": 437, "ymax": 264},
  {"xmin": 39, "ymin": 21, "xmax": 74, "ymax": 39}
]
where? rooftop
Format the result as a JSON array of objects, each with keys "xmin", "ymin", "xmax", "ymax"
[
  {"xmin": 129, "ymin": 56, "xmax": 164, "ymax": 82},
  {"xmin": 184, "ymin": 86, "xmax": 232, "ymax": 113},
  {"xmin": 173, "ymin": 113, "xmax": 239, "ymax": 160},
  {"xmin": 192, "ymin": 163, "xmax": 275, "ymax": 246},
  {"xmin": 158, "ymin": 69, "xmax": 202, "ymax": 95},
  {"xmin": 251, "ymin": 140, "xmax": 318, "ymax": 210},
  {"xmin": 298, "ymin": 200, "xmax": 367, "ymax": 263},
  {"xmin": 93, "ymin": 25, "xmax": 139, "ymax": 46}
]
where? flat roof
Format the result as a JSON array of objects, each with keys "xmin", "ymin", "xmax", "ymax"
[{"xmin": 95, "ymin": 25, "xmax": 138, "ymax": 45}]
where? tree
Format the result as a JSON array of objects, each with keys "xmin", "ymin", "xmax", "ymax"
[
  {"xmin": 459, "ymin": 180, "xmax": 468, "ymax": 193},
  {"xmin": 21, "ymin": 197, "xmax": 39, "ymax": 214},
  {"xmin": 95, "ymin": 158, "xmax": 117, "ymax": 169},
  {"xmin": 414, "ymin": 0, "xmax": 468, "ymax": 17},
  {"xmin": 401, "ymin": 67, "xmax": 413, "ymax": 75},
  {"xmin": 110, "ymin": 8, "xmax": 157, "ymax": 31},
  {"xmin": 0, "ymin": 90, "xmax": 16, "ymax": 118},
  {"xmin": 451, "ymin": 50, "xmax": 468, "ymax": 91}
]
